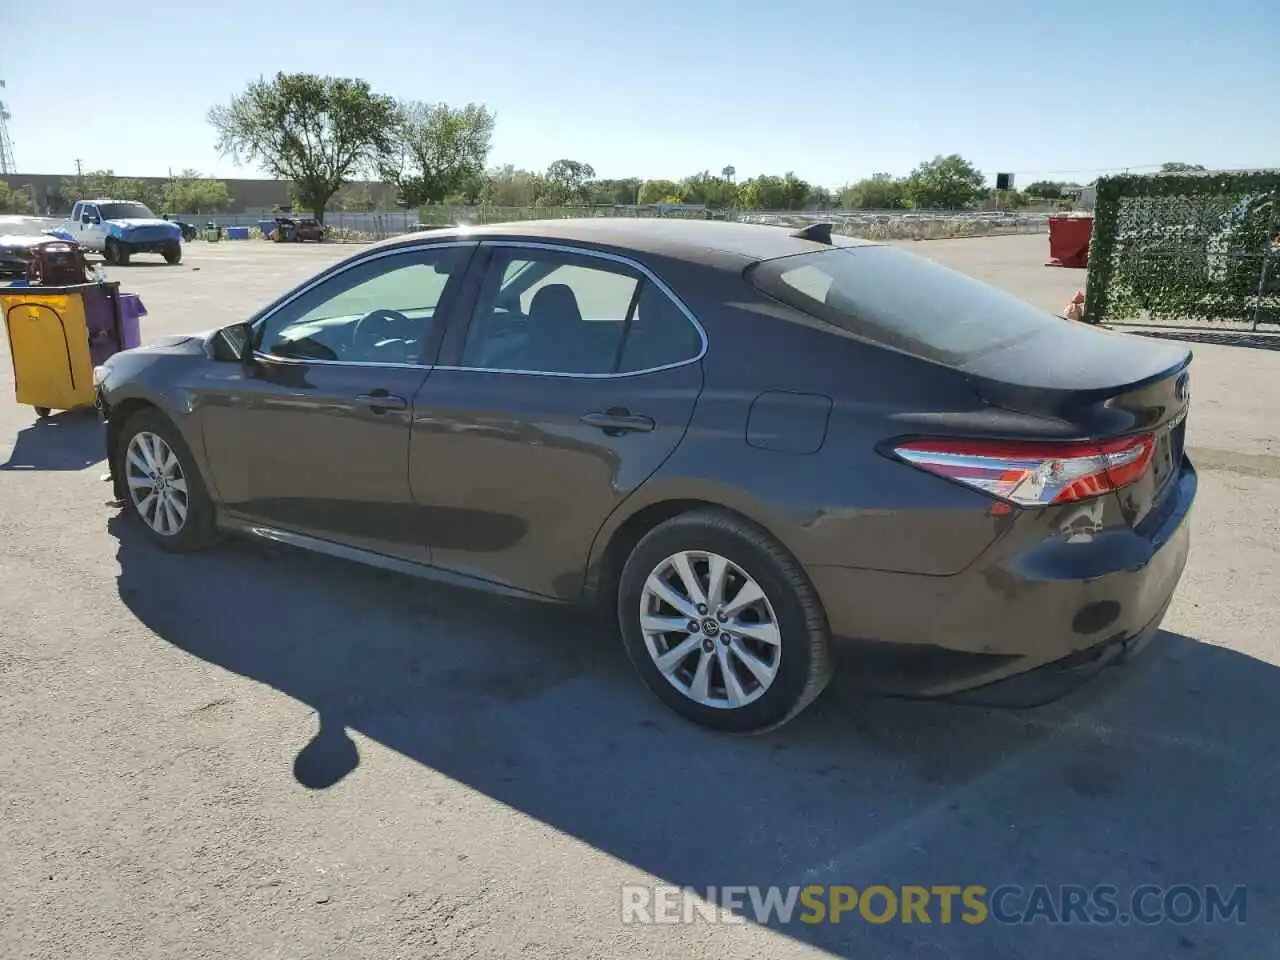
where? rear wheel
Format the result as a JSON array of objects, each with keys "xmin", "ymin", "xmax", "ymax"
[
  {"xmin": 115, "ymin": 408, "xmax": 218, "ymax": 552},
  {"xmin": 617, "ymin": 509, "xmax": 833, "ymax": 734}
]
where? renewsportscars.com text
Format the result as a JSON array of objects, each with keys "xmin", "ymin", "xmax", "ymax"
[{"xmin": 620, "ymin": 884, "xmax": 1247, "ymax": 926}]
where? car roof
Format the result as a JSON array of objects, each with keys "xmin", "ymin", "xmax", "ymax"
[{"xmin": 375, "ymin": 217, "xmax": 880, "ymax": 266}]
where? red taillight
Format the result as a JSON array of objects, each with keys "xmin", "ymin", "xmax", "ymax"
[{"xmin": 892, "ymin": 434, "xmax": 1155, "ymax": 508}]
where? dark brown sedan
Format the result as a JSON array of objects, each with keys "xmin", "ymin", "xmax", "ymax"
[{"xmin": 94, "ymin": 218, "xmax": 1196, "ymax": 732}]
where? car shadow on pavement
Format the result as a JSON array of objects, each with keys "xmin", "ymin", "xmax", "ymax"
[
  {"xmin": 0, "ymin": 410, "xmax": 104, "ymax": 471},
  {"xmin": 110, "ymin": 516, "xmax": 1280, "ymax": 959}
]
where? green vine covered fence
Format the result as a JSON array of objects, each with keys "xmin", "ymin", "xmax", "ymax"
[{"xmin": 1084, "ymin": 170, "xmax": 1280, "ymax": 326}]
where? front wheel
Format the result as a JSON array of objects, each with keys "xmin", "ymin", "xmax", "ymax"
[
  {"xmin": 617, "ymin": 509, "xmax": 833, "ymax": 734},
  {"xmin": 115, "ymin": 408, "xmax": 218, "ymax": 552},
  {"xmin": 104, "ymin": 238, "xmax": 130, "ymax": 265},
  {"xmin": 163, "ymin": 241, "xmax": 182, "ymax": 265}
]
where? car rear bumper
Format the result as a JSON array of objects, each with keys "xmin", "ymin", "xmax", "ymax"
[{"xmin": 809, "ymin": 459, "xmax": 1196, "ymax": 698}]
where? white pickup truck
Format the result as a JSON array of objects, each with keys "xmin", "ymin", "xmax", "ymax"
[{"xmin": 66, "ymin": 199, "xmax": 183, "ymax": 266}]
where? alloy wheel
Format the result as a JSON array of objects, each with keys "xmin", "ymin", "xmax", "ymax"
[
  {"xmin": 639, "ymin": 550, "xmax": 782, "ymax": 709},
  {"xmin": 125, "ymin": 431, "xmax": 190, "ymax": 536}
]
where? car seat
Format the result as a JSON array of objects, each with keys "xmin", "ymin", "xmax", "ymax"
[{"xmin": 524, "ymin": 283, "xmax": 590, "ymax": 372}]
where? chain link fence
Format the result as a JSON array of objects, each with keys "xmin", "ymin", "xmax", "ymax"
[{"xmin": 174, "ymin": 206, "xmax": 1052, "ymax": 244}]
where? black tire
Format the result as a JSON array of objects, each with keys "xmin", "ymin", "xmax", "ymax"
[
  {"xmin": 105, "ymin": 238, "xmax": 130, "ymax": 265},
  {"xmin": 163, "ymin": 242, "xmax": 182, "ymax": 265},
  {"xmin": 617, "ymin": 508, "xmax": 833, "ymax": 734},
  {"xmin": 114, "ymin": 407, "xmax": 219, "ymax": 552},
  {"xmin": 34, "ymin": 407, "xmax": 51, "ymax": 418}
]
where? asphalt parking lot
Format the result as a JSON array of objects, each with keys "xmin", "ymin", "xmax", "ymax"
[{"xmin": 2, "ymin": 233, "xmax": 1278, "ymax": 959}]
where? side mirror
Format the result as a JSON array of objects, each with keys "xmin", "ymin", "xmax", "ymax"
[{"xmin": 210, "ymin": 321, "xmax": 255, "ymax": 363}]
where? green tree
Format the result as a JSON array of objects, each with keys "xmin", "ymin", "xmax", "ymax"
[
  {"xmin": 994, "ymin": 189, "xmax": 1031, "ymax": 209},
  {"xmin": 782, "ymin": 172, "xmax": 812, "ymax": 209},
  {"xmin": 805, "ymin": 184, "xmax": 835, "ymax": 209},
  {"xmin": 163, "ymin": 169, "xmax": 234, "ymax": 213},
  {"xmin": 0, "ymin": 180, "xmax": 31, "ymax": 214},
  {"xmin": 482, "ymin": 165, "xmax": 542, "ymax": 206},
  {"xmin": 1160, "ymin": 162, "xmax": 1206, "ymax": 173},
  {"xmin": 445, "ymin": 168, "xmax": 489, "ymax": 205},
  {"xmin": 541, "ymin": 159, "xmax": 596, "ymax": 205},
  {"xmin": 60, "ymin": 170, "xmax": 164, "ymax": 211},
  {"xmin": 679, "ymin": 170, "xmax": 739, "ymax": 208},
  {"xmin": 903, "ymin": 154, "xmax": 986, "ymax": 209},
  {"xmin": 638, "ymin": 179, "xmax": 684, "ymax": 205},
  {"xmin": 587, "ymin": 178, "xmax": 642, "ymax": 205},
  {"xmin": 1024, "ymin": 180, "xmax": 1069, "ymax": 200},
  {"xmin": 739, "ymin": 172, "xmax": 811, "ymax": 210},
  {"xmin": 839, "ymin": 172, "xmax": 906, "ymax": 209},
  {"xmin": 208, "ymin": 72, "xmax": 398, "ymax": 223},
  {"xmin": 738, "ymin": 176, "xmax": 775, "ymax": 210},
  {"xmin": 381, "ymin": 101, "xmax": 495, "ymax": 207}
]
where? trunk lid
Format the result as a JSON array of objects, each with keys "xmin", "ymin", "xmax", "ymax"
[{"xmin": 961, "ymin": 323, "xmax": 1191, "ymax": 529}]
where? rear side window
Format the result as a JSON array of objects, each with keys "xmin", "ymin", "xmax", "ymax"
[
  {"xmin": 748, "ymin": 245, "xmax": 1068, "ymax": 366},
  {"xmin": 618, "ymin": 282, "xmax": 702, "ymax": 373}
]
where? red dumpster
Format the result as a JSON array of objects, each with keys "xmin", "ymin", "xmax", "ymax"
[{"xmin": 1046, "ymin": 216, "xmax": 1093, "ymax": 268}]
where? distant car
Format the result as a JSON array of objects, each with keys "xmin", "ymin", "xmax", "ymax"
[
  {"xmin": 165, "ymin": 217, "xmax": 199, "ymax": 242},
  {"xmin": 65, "ymin": 199, "xmax": 182, "ymax": 265},
  {"xmin": 0, "ymin": 233, "xmax": 77, "ymax": 280},
  {"xmin": 273, "ymin": 216, "xmax": 326, "ymax": 242},
  {"xmin": 93, "ymin": 218, "xmax": 1196, "ymax": 733}
]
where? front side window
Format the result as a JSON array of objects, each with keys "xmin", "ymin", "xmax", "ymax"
[
  {"xmin": 82, "ymin": 204, "xmax": 100, "ymax": 223},
  {"xmin": 461, "ymin": 249, "xmax": 640, "ymax": 375},
  {"xmin": 255, "ymin": 246, "xmax": 467, "ymax": 365}
]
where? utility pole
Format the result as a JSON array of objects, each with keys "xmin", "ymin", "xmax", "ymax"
[
  {"xmin": 74, "ymin": 158, "xmax": 84, "ymax": 195},
  {"xmin": 0, "ymin": 79, "xmax": 15, "ymax": 175}
]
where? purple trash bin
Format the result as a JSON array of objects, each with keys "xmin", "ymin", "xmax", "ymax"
[{"xmin": 118, "ymin": 292, "xmax": 146, "ymax": 349}]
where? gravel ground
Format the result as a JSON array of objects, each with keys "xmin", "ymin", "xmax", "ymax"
[{"xmin": 1, "ymin": 234, "xmax": 1277, "ymax": 959}]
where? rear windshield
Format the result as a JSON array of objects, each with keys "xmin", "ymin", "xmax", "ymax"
[{"xmin": 748, "ymin": 244, "xmax": 1066, "ymax": 366}]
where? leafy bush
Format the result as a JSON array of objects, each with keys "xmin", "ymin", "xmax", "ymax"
[{"xmin": 1084, "ymin": 170, "xmax": 1280, "ymax": 325}]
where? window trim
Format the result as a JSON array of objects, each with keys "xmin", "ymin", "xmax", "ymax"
[
  {"xmin": 434, "ymin": 240, "xmax": 708, "ymax": 379},
  {"xmin": 247, "ymin": 240, "xmax": 479, "ymax": 370}
]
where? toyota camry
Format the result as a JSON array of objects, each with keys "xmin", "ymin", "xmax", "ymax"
[{"xmin": 94, "ymin": 218, "xmax": 1195, "ymax": 733}]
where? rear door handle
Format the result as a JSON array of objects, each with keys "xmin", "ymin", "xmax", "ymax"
[
  {"xmin": 581, "ymin": 410, "xmax": 655, "ymax": 435},
  {"xmin": 353, "ymin": 392, "xmax": 408, "ymax": 413}
]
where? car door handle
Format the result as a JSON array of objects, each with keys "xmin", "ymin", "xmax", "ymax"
[
  {"xmin": 353, "ymin": 392, "xmax": 408, "ymax": 412},
  {"xmin": 580, "ymin": 410, "xmax": 655, "ymax": 435}
]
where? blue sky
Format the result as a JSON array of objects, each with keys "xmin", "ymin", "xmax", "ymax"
[{"xmin": 3, "ymin": 0, "xmax": 1276, "ymax": 187}]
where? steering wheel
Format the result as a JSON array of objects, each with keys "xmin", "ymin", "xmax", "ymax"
[{"xmin": 351, "ymin": 308, "xmax": 413, "ymax": 353}]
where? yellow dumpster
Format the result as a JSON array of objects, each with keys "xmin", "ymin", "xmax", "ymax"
[{"xmin": 2, "ymin": 282, "xmax": 126, "ymax": 418}]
